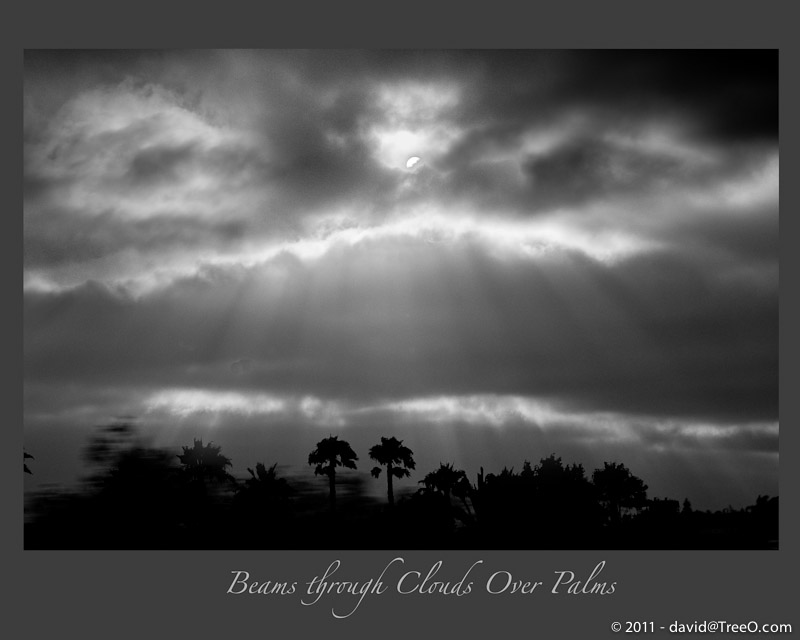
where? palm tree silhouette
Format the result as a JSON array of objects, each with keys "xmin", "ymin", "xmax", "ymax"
[
  {"xmin": 176, "ymin": 439, "xmax": 235, "ymax": 537},
  {"xmin": 241, "ymin": 462, "xmax": 290, "ymax": 505},
  {"xmin": 418, "ymin": 462, "xmax": 475, "ymax": 528},
  {"xmin": 369, "ymin": 437, "xmax": 415, "ymax": 508},
  {"xmin": 308, "ymin": 435, "xmax": 358, "ymax": 513},
  {"xmin": 177, "ymin": 439, "xmax": 234, "ymax": 487},
  {"xmin": 421, "ymin": 462, "xmax": 468, "ymax": 501},
  {"xmin": 235, "ymin": 462, "xmax": 291, "ymax": 528}
]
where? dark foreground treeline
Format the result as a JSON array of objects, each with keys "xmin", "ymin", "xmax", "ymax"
[{"xmin": 24, "ymin": 424, "xmax": 778, "ymax": 550}]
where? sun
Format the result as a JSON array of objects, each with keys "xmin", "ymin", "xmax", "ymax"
[{"xmin": 406, "ymin": 156, "xmax": 421, "ymax": 169}]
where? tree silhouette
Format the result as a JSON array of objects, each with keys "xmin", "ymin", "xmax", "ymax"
[
  {"xmin": 240, "ymin": 462, "xmax": 290, "ymax": 505},
  {"xmin": 175, "ymin": 439, "xmax": 235, "ymax": 541},
  {"xmin": 592, "ymin": 461, "xmax": 648, "ymax": 524},
  {"xmin": 419, "ymin": 462, "xmax": 475, "ymax": 521},
  {"xmin": 97, "ymin": 445, "xmax": 182, "ymax": 543},
  {"xmin": 369, "ymin": 437, "xmax": 415, "ymax": 508},
  {"xmin": 533, "ymin": 454, "xmax": 592, "ymax": 499},
  {"xmin": 421, "ymin": 463, "xmax": 468, "ymax": 499},
  {"xmin": 234, "ymin": 462, "xmax": 292, "ymax": 535},
  {"xmin": 177, "ymin": 439, "xmax": 234, "ymax": 487},
  {"xmin": 308, "ymin": 436, "xmax": 358, "ymax": 513}
]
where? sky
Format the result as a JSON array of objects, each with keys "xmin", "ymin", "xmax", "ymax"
[{"xmin": 23, "ymin": 50, "xmax": 778, "ymax": 509}]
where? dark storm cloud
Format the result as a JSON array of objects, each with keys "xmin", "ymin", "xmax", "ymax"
[
  {"xmin": 430, "ymin": 50, "xmax": 777, "ymax": 212},
  {"xmin": 24, "ymin": 50, "xmax": 778, "ymax": 278},
  {"xmin": 450, "ymin": 50, "xmax": 777, "ymax": 143}
]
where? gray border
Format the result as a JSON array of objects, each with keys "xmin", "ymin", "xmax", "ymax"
[{"xmin": 7, "ymin": 1, "xmax": 795, "ymax": 636}]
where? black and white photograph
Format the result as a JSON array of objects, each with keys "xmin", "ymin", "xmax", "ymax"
[{"xmin": 23, "ymin": 49, "xmax": 778, "ymax": 550}]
